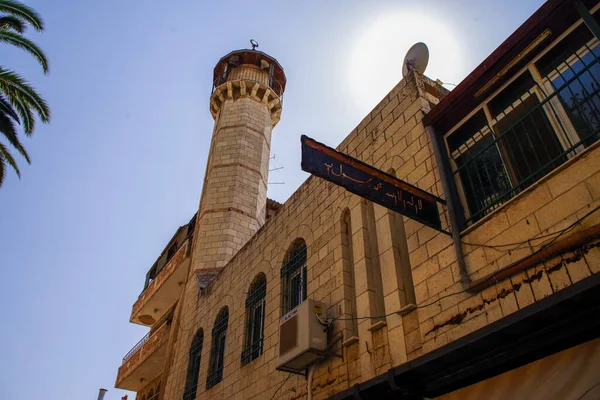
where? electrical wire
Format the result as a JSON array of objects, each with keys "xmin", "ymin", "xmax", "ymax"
[
  {"xmin": 460, "ymin": 203, "xmax": 600, "ymax": 251},
  {"xmin": 462, "ymin": 229, "xmax": 561, "ymax": 249},
  {"xmin": 331, "ymin": 203, "xmax": 600, "ymax": 323},
  {"xmin": 270, "ymin": 372, "xmax": 292, "ymax": 400}
]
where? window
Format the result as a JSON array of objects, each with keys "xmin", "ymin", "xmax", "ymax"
[
  {"xmin": 447, "ymin": 19, "xmax": 600, "ymax": 224},
  {"xmin": 489, "ymin": 73, "xmax": 567, "ymax": 186},
  {"xmin": 241, "ymin": 273, "xmax": 267, "ymax": 365},
  {"xmin": 206, "ymin": 307, "xmax": 229, "ymax": 390},
  {"xmin": 147, "ymin": 390, "xmax": 154, "ymax": 400},
  {"xmin": 537, "ymin": 24, "xmax": 600, "ymax": 147},
  {"xmin": 281, "ymin": 239, "xmax": 307, "ymax": 314},
  {"xmin": 183, "ymin": 329, "xmax": 203, "ymax": 400}
]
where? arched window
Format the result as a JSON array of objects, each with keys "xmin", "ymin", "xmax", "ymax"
[
  {"xmin": 141, "ymin": 395, "xmax": 147, "ymax": 400},
  {"xmin": 147, "ymin": 390, "xmax": 154, "ymax": 400},
  {"xmin": 206, "ymin": 307, "xmax": 229, "ymax": 390},
  {"xmin": 183, "ymin": 329, "xmax": 204, "ymax": 400},
  {"xmin": 242, "ymin": 273, "xmax": 267, "ymax": 365},
  {"xmin": 281, "ymin": 239, "xmax": 307, "ymax": 314}
]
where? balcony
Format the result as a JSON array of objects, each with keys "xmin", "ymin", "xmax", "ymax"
[
  {"xmin": 131, "ymin": 239, "xmax": 190, "ymax": 326},
  {"xmin": 115, "ymin": 319, "xmax": 170, "ymax": 391}
]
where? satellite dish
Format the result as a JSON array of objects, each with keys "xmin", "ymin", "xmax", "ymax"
[{"xmin": 402, "ymin": 42, "xmax": 429, "ymax": 77}]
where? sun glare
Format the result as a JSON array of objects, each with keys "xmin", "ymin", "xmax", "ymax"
[{"xmin": 347, "ymin": 11, "xmax": 465, "ymax": 114}]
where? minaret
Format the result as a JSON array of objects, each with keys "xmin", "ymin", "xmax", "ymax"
[{"xmin": 192, "ymin": 42, "xmax": 286, "ymax": 284}]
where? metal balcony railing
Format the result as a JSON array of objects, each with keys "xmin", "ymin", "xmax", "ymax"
[
  {"xmin": 122, "ymin": 331, "xmax": 151, "ymax": 363},
  {"xmin": 211, "ymin": 72, "xmax": 285, "ymax": 99},
  {"xmin": 121, "ymin": 310, "xmax": 173, "ymax": 364},
  {"xmin": 451, "ymin": 39, "xmax": 600, "ymax": 224}
]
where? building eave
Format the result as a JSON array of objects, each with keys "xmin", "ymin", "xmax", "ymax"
[{"xmin": 423, "ymin": 0, "xmax": 597, "ymax": 134}]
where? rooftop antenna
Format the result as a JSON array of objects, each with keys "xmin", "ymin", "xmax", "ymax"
[
  {"xmin": 250, "ymin": 39, "xmax": 259, "ymax": 51},
  {"xmin": 268, "ymin": 153, "xmax": 285, "ymax": 185},
  {"xmin": 402, "ymin": 42, "xmax": 429, "ymax": 77}
]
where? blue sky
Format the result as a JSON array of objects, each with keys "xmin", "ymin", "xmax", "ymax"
[{"xmin": 0, "ymin": 1, "xmax": 545, "ymax": 399}]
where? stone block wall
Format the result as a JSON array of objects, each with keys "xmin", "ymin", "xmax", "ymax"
[
  {"xmin": 193, "ymin": 96, "xmax": 273, "ymax": 273},
  {"xmin": 161, "ymin": 70, "xmax": 599, "ymax": 400}
]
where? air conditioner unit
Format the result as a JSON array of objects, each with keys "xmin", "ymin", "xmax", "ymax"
[{"xmin": 277, "ymin": 299, "xmax": 327, "ymax": 373}]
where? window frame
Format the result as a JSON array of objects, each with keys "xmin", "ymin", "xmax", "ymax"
[
  {"xmin": 183, "ymin": 329, "xmax": 204, "ymax": 400},
  {"xmin": 206, "ymin": 307, "xmax": 229, "ymax": 390},
  {"xmin": 444, "ymin": 8, "xmax": 600, "ymax": 226},
  {"xmin": 280, "ymin": 240, "xmax": 308, "ymax": 315},
  {"xmin": 241, "ymin": 274, "xmax": 267, "ymax": 365}
]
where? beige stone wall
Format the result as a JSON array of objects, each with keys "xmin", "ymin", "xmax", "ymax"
[
  {"xmin": 417, "ymin": 142, "xmax": 600, "ymax": 356},
  {"xmin": 160, "ymin": 70, "xmax": 599, "ymax": 400},
  {"xmin": 193, "ymin": 95, "xmax": 273, "ymax": 273}
]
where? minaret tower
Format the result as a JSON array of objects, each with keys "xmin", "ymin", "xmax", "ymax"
[{"xmin": 192, "ymin": 42, "xmax": 286, "ymax": 284}]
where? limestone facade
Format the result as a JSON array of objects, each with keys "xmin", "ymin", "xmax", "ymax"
[
  {"xmin": 117, "ymin": 3, "xmax": 600, "ymax": 399},
  {"xmin": 161, "ymin": 70, "xmax": 599, "ymax": 399}
]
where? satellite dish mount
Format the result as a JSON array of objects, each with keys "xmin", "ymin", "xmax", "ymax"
[{"xmin": 402, "ymin": 42, "xmax": 429, "ymax": 77}]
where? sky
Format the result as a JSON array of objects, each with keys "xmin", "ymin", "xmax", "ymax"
[{"xmin": 0, "ymin": 1, "xmax": 545, "ymax": 399}]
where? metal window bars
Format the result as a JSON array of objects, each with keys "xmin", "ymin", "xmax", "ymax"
[
  {"xmin": 242, "ymin": 276, "xmax": 267, "ymax": 365},
  {"xmin": 182, "ymin": 385, "xmax": 197, "ymax": 400},
  {"xmin": 183, "ymin": 330, "xmax": 203, "ymax": 400},
  {"xmin": 211, "ymin": 70, "xmax": 285, "ymax": 99},
  {"xmin": 450, "ymin": 38, "xmax": 600, "ymax": 225},
  {"xmin": 206, "ymin": 308, "xmax": 229, "ymax": 390},
  {"xmin": 280, "ymin": 242, "xmax": 307, "ymax": 314}
]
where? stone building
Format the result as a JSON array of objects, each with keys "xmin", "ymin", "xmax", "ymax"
[{"xmin": 115, "ymin": 0, "xmax": 600, "ymax": 398}]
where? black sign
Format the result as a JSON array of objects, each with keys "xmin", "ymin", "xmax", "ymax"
[{"xmin": 301, "ymin": 135, "xmax": 444, "ymax": 232}]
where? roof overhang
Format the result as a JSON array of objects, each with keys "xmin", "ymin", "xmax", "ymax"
[
  {"xmin": 422, "ymin": 0, "xmax": 599, "ymax": 133},
  {"xmin": 213, "ymin": 49, "xmax": 286, "ymax": 91}
]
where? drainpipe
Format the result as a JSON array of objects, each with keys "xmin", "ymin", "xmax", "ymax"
[{"xmin": 426, "ymin": 125, "xmax": 471, "ymax": 287}]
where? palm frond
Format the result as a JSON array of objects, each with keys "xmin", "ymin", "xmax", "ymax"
[
  {"xmin": 0, "ymin": 141, "xmax": 20, "ymax": 179},
  {"xmin": 0, "ymin": 93, "xmax": 19, "ymax": 121},
  {"xmin": 0, "ymin": 15, "xmax": 24, "ymax": 32},
  {"xmin": 0, "ymin": 148, "xmax": 6, "ymax": 185},
  {"xmin": 0, "ymin": 29, "xmax": 48, "ymax": 73},
  {"xmin": 0, "ymin": 0, "xmax": 43, "ymax": 31},
  {"xmin": 10, "ymin": 95, "xmax": 33, "ymax": 131},
  {"xmin": 0, "ymin": 111, "xmax": 30, "ymax": 162},
  {"xmin": 0, "ymin": 67, "xmax": 50, "ymax": 134}
]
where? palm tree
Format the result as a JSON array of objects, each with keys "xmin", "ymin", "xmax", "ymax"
[{"xmin": 0, "ymin": 0, "xmax": 49, "ymax": 186}]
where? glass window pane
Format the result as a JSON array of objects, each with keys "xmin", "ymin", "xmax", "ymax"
[{"xmin": 494, "ymin": 95, "xmax": 566, "ymax": 185}]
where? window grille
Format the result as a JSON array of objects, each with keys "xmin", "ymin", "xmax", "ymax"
[
  {"xmin": 241, "ymin": 274, "xmax": 267, "ymax": 365},
  {"xmin": 448, "ymin": 24, "xmax": 599, "ymax": 224},
  {"xmin": 206, "ymin": 307, "xmax": 229, "ymax": 390},
  {"xmin": 281, "ymin": 240, "xmax": 307, "ymax": 314},
  {"xmin": 183, "ymin": 329, "xmax": 203, "ymax": 400}
]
